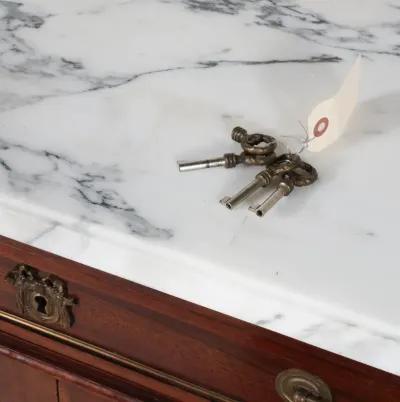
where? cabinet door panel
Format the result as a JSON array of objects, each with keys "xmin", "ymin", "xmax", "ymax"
[
  {"xmin": 59, "ymin": 381, "xmax": 140, "ymax": 402},
  {"xmin": 0, "ymin": 353, "xmax": 56, "ymax": 402}
]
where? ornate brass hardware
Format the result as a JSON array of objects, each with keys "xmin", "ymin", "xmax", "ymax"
[
  {"xmin": 5, "ymin": 264, "xmax": 76, "ymax": 329},
  {"xmin": 276, "ymin": 369, "xmax": 333, "ymax": 402},
  {"xmin": 177, "ymin": 126, "xmax": 277, "ymax": 172}
]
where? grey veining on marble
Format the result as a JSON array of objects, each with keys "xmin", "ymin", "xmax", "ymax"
[
  {"xmin": 0, "ymin": 136, "xmax": 171, "ymax": 238},
  {"xmin": 0, "ymin": 0, "xmax": 357, "ymax": 112},
  {"xmin": 180, "ymin": 0, "xmax": 400, "ymax": 55},
  {"xmin": 0, "ymin": 0, "xmax": 399, "ymax": 375}
]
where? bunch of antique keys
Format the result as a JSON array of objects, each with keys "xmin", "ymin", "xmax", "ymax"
[{"xmin": 178, "ymin": 127, "xmax": 318, "ymax": 217}]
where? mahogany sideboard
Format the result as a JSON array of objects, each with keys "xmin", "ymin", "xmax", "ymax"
[{"xmin": 0, "ymin": 235, "xmax": 399, "ymax": 402}]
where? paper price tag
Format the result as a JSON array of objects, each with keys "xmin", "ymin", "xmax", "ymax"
[{"xmin": 307, "ymin": 56, "xmax": 361, "ymax": 152}]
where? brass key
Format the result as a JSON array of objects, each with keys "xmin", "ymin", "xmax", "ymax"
[
  {"xmin": 249, "ymin": 160, "xmax": 318, "ymax": 217},
  {"xmin": 178, "ymin": 126, "xmax": 277, "ymax": 172},
  {"xmin": 220, "ymin": 170, "xmax": 274, "ymax": 210},
  {"xmin": 220, "ymin": 153, "xmax": 301, "ymax": 209}
]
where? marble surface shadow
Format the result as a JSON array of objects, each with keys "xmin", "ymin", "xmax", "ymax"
[{"xmin": 348, "ymin": 91, "xmax": 400, "ymax": 139}]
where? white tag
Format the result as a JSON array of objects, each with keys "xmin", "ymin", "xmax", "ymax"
[{"xmin": 307, "ymin": 56, "xmax": 361, "ymax": 152}]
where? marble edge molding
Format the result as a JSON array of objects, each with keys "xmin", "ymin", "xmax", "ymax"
[{"xmin": 1, "ymin": 195, "xmax": 399, "ymax": 344}]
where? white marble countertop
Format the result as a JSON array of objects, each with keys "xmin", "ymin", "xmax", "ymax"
[{"xmin": 0, "ymin": 0, "xmax": 399, "ymax": 375}]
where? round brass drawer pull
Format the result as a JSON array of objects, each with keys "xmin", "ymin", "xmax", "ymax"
[{"xmin": 276, "ymin": 369, "xmax": 333, "ymax": 402}]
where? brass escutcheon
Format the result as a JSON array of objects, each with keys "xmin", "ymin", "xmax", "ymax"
[
  {"xmin": 276, "ymin": 369, "xmax": 333, "ymax": 402},
  {"xmin": 5, "ymin": 264, "xmax": 76, "ymax": 329}
]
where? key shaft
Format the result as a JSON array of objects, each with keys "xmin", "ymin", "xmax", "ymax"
[
  {"xmin": 221, "ymin": 171, "xmax": 272, "ymax": 209},
  {"xmin": 178, "ymin": 153, "xmax": 240, "ymax": 172},
  {"xmin": 178, "ymin": 157, "xmax": 226, "ymax": 172},
  {"xmin": 249, "ymin": 181, "xmax": 293, "ymax": 217}
]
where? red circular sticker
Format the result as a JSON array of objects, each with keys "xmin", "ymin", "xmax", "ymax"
[{"xmin": 313, "ymin": 117, "xmax": 329, "ymax": 137}]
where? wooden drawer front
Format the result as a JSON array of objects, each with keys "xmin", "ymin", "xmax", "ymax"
[
  {"xmin": 59, "ymin": 382, "xmax": 124, "ymax": 402},
  {"xmin": 0, "ymin": 326, "xmax": 210, "ymax": 402},
  {"xmin": 0, "ymin": 235, "xmax": 399, "ymax": 402},
  {"xmin": 0, "ymin": 351, "xmax": 56, "ymax": 402}
]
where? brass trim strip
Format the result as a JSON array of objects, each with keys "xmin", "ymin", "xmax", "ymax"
[{"xmin": 0, "ymin": 309, "xmax": 239, "ymax": 402}]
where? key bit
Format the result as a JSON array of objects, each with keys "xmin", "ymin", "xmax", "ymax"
[{"xmin": 249, "ymin": 160, "xmax": 318, "ymax": 217}]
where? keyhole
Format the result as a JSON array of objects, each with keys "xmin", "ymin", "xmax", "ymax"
[{"xmin": 34, "ymin": 295, "xmax": 48, "ymax": 315}]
